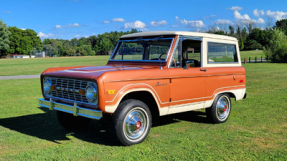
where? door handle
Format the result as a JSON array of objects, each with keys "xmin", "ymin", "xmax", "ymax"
[{"xmin": 200, "ymin": 69, "xmax": 206, "ymax": 72}]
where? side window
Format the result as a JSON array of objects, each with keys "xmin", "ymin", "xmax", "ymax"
[
  {"xmin": 207, "ymin": 43, "xmax": 238, "ymax": 63},
  {"xmin": 182, "ymin": 40, "xmax": 201, "ymax": 67}
]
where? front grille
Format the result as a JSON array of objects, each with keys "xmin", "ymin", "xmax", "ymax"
[{"xmin": 50, "ymin": 78, "xmax": 91, "ymax": 103}]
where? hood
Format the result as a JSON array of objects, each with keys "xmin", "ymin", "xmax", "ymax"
[{"xmin": 42, "ymin": 65, "xmax": 154, "ymax": 80}]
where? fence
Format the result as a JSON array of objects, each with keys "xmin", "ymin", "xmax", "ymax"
[{"xmin": 243, "ymin": 56, "xmax": 269, "ymax": 63}]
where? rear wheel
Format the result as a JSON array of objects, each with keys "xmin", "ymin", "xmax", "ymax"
[
  {"xmin": 206, "ymin": 94, "xmax": 231, "ymax": 123},
  {"xmin": 111, "ymin": 99, "xmax": 152, "ymax": 146},
  {"xmin": 57, "ymin": 111, "xmax": 91, "ymax": 130}
]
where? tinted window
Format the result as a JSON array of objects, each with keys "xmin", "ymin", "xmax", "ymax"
[{"xmin": 207, "ymin": 43, "xmax": 238, "ymax": 63}]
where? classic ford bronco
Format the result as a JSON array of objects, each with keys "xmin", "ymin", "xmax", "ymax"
[{"xmin": 39, "ymin": 31, "xmax": 246, "ymax": 145}]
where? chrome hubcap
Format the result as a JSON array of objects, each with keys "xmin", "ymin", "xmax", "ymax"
[
  {"xmin": 124, "ymin": 108, "xmax": 147, "ymax": 140},
  {"xmin": 216, "ymin": 96, "xmax": 230, "ymax": 121}
]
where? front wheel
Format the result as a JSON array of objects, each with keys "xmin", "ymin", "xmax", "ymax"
[
  {"xmin": 112, "ymin": 99, "xmax": 152, "ymax": 146},
  {"xmin": 206, "ymin": 94, "xmax": 231, "ymax": 123}
]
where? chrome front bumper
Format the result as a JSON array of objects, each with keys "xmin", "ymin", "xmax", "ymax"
[{"xmin": 38, "ymin": 98, "xmax": 102, "ymax": 120}]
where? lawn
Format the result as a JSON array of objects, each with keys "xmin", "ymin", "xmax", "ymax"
[
  {"xmin": 0, "ymin": 56, "xmax": 110, "ymax": 76},
  {"xmin": 240, "ymin": 50, "xmax": 265, "ymax": 61},
  {"xmin": 0, "ymin": 50, "xmax": 264, "ymax": 76},
  {"xmin": 0, "ymin": 63, "xmax": 286, "ymax": 160}
]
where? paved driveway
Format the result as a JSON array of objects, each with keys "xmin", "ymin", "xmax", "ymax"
[{"xmin": 0, "ymin": 75, "xmax": 40, "ymax": 80}]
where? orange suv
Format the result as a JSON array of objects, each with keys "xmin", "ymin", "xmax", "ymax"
[{"xmin": 39, "ymin": 31, "xmax": 246, "ymax": 145}]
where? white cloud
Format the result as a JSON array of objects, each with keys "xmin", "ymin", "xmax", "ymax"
[
  {"xmin": 266, "ymin": 10, "xmax": 287, "ymax": 20},
  {"xmin": 177, "ymin": 18, "xmax": 205, "ymax": 28},
  {"xmin": 103, "ymin": 20, "xmax": 110, "ymax": 24},
  {"xmin": 234, "ymin": 11, "xmax": 265, "ymax": 24},
  {"xmin": 150, "ymin": 20, "xmax": 167, "ymax": 26},
  {"xmin": 257, "ymin": 18, "xmax": 265, "ymax": 24},
  {"xmin": 112, "ymin": 18, "xmax": 125, "ymax": 22},
  {"xmin": 213, "ymin": 19, "xmax": 233, "ymax": 25},
  {"xmin": 171, "ymin": 25, "xmax": 178, "ymax": 28},
  {"xmin": 55, "ymin": 23, "xmax": 82, "ymax": 29},
  {"xmin": 20, "ymin": 28, "xmax": 26, "ymax": 30},
  {"xmin": 175, "ymin": 16, "xmax": 179, "ymax": 19},
  {"xmin": 2, "ymin": 11, "xmax": 12, "ymax": 14},
  {"xmin": 228, "ymin": 6, "xmax": 243, "ymax": 11},
  {"xmin": 124, "ymin": 20, "xmax": 146, "ymax": 29},
  {"xmin": 55, "ymin": 25, "xmax": 61, "ymax": 28},
  {"xmin": 37, "ymin": 32, "xmax": 54, "ymax": 38},
  {"xmin": 203, "ymin": 15, "xmax": 216, "ymax": 19},
  {"xmin": 68, "ymin": 23, "xmax": 79, "ymax": 27},
  {"xmin": 75, "ymin": 35, "xmax": 80, "ymax": 37},
  {"xmin": 253, "ymin": 9, "xmax": 264, "ymax": 17}
]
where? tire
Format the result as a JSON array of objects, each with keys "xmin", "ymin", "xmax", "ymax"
[
  {"xmin": 57, "ymin": 111, "xmax": 91, "ymax": 130},
  {"xmin": 206, "ymin": 94, "xmax": 231, "ymax": 123},
  {"xmin": 111, "ymin": 99, "xmax": 152, "ymax": 146}
]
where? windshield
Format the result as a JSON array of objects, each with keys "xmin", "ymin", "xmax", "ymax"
[{"xmin": 110, "ymin": 38, "xmax": 173, "ymax": 62}]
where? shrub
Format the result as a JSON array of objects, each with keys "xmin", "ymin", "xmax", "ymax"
[{"xmin": 264, "ymin": 29, "xmax": 287, "ymax": 63}]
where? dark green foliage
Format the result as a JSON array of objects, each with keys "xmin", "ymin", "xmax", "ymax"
[
  {"xmin": 41, "ymin": 29, "xmax": 140, "ymax": 56},
  {"xmin": 0, "ymin": 20, "xmax": 10, "ymax": 57},
  {"xmin": 275, "ymin": 19, "xmax": 287, "ymax": 35},
  {"xmin": 263, "ymin": 28, "xmax": 287, "ymax": 63},
  {"xmin": 7, "ymin": 26, "xmax": 42, "ymax": 55}
]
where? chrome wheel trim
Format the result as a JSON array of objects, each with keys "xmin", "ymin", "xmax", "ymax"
[
  {"xmin": 123, "ymin": 107, "xmax": 149, "ymax": 142},
  {"xmin": 216, "ymin": 95, "xmax": 230, "ymax": 121}
]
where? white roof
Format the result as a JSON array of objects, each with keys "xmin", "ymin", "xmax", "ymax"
[{"xmin": 121, "ymin": 31, "xmax": 237, "ymax": 41}]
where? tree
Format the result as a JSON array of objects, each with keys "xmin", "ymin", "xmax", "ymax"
[
  {"xmin": 7, "ymin": 26, "xmax": 42, "ymax": 55},
  {"xmin": 0, "ymin": 20, "xmax": 10, "ymax": 57},
  {"xmin": 263, "ymin": 28, "xmax": 287, "ymax": 62},
  {"xmin": 275, "ymin": 19, "xmax": 287, "ymax": 35}
]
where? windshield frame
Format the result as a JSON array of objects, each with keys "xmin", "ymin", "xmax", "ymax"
[{"xmin": 109, "ymin": 37, "xmax": 174, "ymax": 63}]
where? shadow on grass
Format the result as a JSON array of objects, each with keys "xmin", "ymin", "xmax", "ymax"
[
  {"xmin": 0, "ymin": 107, "xmax": 120, "ymax": 146},
  {"xmin": 153, "ymin": 110, "xmax": 211, "ymax": 127},
  {"xmin": 0, "ymin": 107, "xmax": 211, "ymax": 146}
]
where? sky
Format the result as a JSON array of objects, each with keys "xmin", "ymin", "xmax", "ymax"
[{"xmin": 1, "ymin": 0, "xmax": 287, "ymax": 40}]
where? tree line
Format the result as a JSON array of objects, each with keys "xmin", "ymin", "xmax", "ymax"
[
  {"xmin": 207, "ymin": 19, "xmax": 287, "ymax": 62},
  {"xmin": 0, "ymin": 18, "xmax": 287, "ymax": 62}
]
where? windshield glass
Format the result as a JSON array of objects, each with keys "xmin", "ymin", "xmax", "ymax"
[{"xmin": 110, "ymin": 38, "xmax": 173, "ymax": 61}]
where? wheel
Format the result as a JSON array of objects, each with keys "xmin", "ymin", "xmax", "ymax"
[
  {"xmin": 111, "ymin": 99, "xmax": 152, "ymax": 146},
  {"xmin": 57, "ymin": 111, "xmax": 91, "ymax": 130},
  {"xmin": 206, "ymin": 94, "xmax": 231, "ymax": 123}
]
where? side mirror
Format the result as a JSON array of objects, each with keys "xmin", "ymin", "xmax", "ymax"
[{"xmin": 183, "ymin": 60, "xmax": 195, "ymax": 69}]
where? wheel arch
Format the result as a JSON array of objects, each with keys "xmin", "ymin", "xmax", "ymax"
[{"xmin": 105, "ymin": 88, "xmax": 162, "ymax": 118}]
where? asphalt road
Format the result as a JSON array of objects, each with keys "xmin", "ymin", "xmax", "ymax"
[{"xmin": 0, "ymin": 75, "xmax": 40, "ymax": 80}]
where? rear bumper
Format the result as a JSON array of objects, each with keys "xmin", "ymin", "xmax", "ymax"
[{"xmin": 38, "ymin": 98, "xmax": 102, "ymax": 120}]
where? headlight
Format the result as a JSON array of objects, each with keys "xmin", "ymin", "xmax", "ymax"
[
  {"xmin": 43, "ymin": 78, "xmax": 52, "ymax": 94},
  {"xmin": 85, "ymin": 83, "xmax": 98, "ymax": 104}
]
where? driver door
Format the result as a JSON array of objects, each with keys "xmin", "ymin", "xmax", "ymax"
[{"xmin": 168, "ymin": 37, "xmax": 207, "ymax": 114}]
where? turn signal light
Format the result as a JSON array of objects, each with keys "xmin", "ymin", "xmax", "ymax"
[
  {"xmin": 107, "ymin": 90, "xmax": 116, "ymax": 95},
  {"xmin": 240, "ymin": 80, "xmax": 244, "ymax": 83},
  {"xmin": 51, "ymin": 85, "xmax": 56, "ymax": 90},
  {"xmin": 79, "ymin": 89, "xmax": 85, "ymax": 95}
]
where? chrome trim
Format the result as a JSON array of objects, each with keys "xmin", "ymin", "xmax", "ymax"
[
  {"xmin": 123, "ymin": 107, "xmax": 149, "ymax": 141},
  {"xmin": 43, "ymin": 77, "xmax": 97, "ymax": 104},
  {"xmin": 216, "ymin": 95, "xmax": 230, "ymax": 121},
  {"xmin": 39, "ymin": 98, "xmax": 102, "ymax": 120}
]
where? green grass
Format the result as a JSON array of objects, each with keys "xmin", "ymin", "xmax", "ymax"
[
  {"xmin": 0, "ymin": 56, "xmax": 110, "ymax": 76},
  {"xmin": 0, "ymin": 50, "xmax": 266, "ymax": 76},
  {"xmin": 0, "ymin": 63, "xmax": 287, "ymax": 160},
  {"xmin": 240, "ymin": 50, "xmax": 265, "ymax": 60}
]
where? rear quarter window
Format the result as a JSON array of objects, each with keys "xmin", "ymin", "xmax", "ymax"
[{"xmin": 207, "ymin": 42, "xmax": 238, "ymax": 63}]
